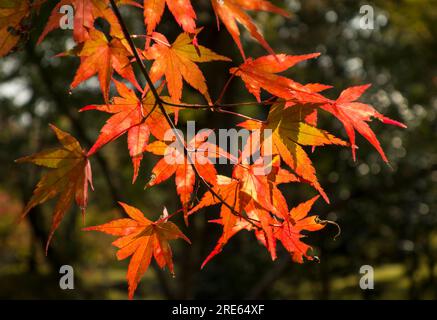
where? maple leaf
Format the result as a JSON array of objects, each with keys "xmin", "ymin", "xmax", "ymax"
[
  {"xmin": 188, "ymin": 157, "xmax": 299, "ymax": 266},
  {"xmin": 145, "ymin": 130, "xmax": 232, "ymax": 223},
  {"xmin": 188, "ymin": 157, "xmax": 296, "ymax": 224},
  {"xmin": 188, "ymin": 175, "xmax": 251, "ymax": 268},
  {"xmin": 274, "ymin": 195, "xmax": 326, "ymax": 263},
  {"xmin": 239, "ymin": 102, "xmax": 348, "ymax": 203},
  {"xmin": 70, "ymin": 29, "xmax": 141, "ymax": 102},
  {"xmin": 240, "ymin": 156, "xmax": 300, "ymax": 260},
  {"xmin": 16, "ymin": 124, "xmax": 93, "ymax": 253},
  {"xmin": 37, "ymin": 0, "xmax": 136, "ymax": 44},
  {"xmin": 84, "ymin": 202, "xmax": 190, "ymax": 299},
  {"xmin": 199, "ymin": 193, "xmax": 325, "ymax": 267},
  {"xmin": 0, "ymin": 0, "xmax": 31, "ymax": 57},
  {"xmin": 80, "ymin": 79, "xmax": 170, "ymax": 183},
  {"xmin": 201, "ymin": 216, "xmax": 253, "ymax": 269},
  {"xmin": 211, "ymin": 0, "xmax": 290, "ymax": 59},
  {"xmin": 321, "ymin": 84, "xmax": 406, "ymax": 162},
  {"xmin": 143, "ymin": 30, "xmax": 231, "ymax": 106},
  {"xmin": 230, "ymin": 53, "xmax": 331, "ymax": 103},
  {"xmin": 143, "ymin": 0, "xmax": 196, "ymax": 35}
]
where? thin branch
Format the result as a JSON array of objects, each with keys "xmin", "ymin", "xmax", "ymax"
[
  {"xmin": 131, "ymin": 34, "xmax": 172, "ymax": 47},
  {"xmin": 216, "ymin": 107, "xmax": 265, "ymax": 123},
  {"xmin": 215, "ymin": 72, "xmax": 237, "ymax": 105},
  {"xmin": 160, "ymin": 98, "xmax": 275, "ymax": 109},
  {"xmin": 108, "ymin": 0, "xmax": 259, "ymax": 228}
]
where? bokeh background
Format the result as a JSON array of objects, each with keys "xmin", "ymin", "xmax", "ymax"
[{"xmin": 0, "ymin": 0, "xmax": 436, "ymax": 299}]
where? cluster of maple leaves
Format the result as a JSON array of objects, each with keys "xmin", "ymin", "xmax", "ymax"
[{"xmin": 3, "ymin": 0, "xmax": 406, "ymax": 299}]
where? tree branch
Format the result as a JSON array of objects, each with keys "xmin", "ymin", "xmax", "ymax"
[{"xmin": 108, "ymin": 0, "xmax": 260, "ymax": 229}]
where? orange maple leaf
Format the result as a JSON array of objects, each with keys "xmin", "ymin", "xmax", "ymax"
[
  {"xmin": 69, "ymin": 29, "xmax": 141, "ymax": 102},
  {"xmin": 80, "ymin": 79, "xmax": 171, "ymax": 182},
  {"xmin": 239, "ymin": 102, "xmax": 348, "ymax": 203},
  {"xmin": 84, "ymin": 202, "xmax": 190, "ymax": 299},
  {"xmin": 188, "ymin": 157, "xmax": 296, "ymax": 224},
  {"xmin": 189, "ymin": 157, "xmax": 320, "ymax": 267},
  {"xmin": 211, "ymin": 0, "xmax": 290, "ymax": 59},
  {"xmin": 143, "ymin": 0, "xmax": 196, "ymax": 35},
  {"xmin": 143, "ymin": 30, "xmax": 231, "ymax": 105},
  {"xmin": 145, "ymin": 130, "xmax": 233, "ymax": 223},
  {"xmin": 274, "ymin": 195, "xmax": 326, "ymax": 263}
]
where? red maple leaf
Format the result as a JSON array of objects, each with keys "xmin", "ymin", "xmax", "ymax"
[
  {"xmin": 211, "ymin": 0, "xmax": 290, "ymax": 59},
  {"xmin": 80, "ymin": 80, "xmax": 170, "ymax": 182},
  {"xmin": 37, "ymin": 0, "xmax": 137, "ymax": 44},
  {"xmin": 321, "ymin": 84, "xmax": 406, "ymax": 161},
  {"xmin": 230, "ymin": 53, "xmax": 331, "ymax": 103}
]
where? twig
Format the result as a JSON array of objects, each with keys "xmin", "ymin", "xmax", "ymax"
[
  {"xmin": 108, "ymin": 0, "xmax": 259, "ymax": 229},
  {"xmin": 159, "ymin": 98, "xmax": 275, "ymax": 110},
  {"xmin": 216, "ymin": 107, "xmax": 265, "ymax": 123},
  {"xmin": 215, "ymin": 72, "xmax": 236, "ymax": 105}
]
